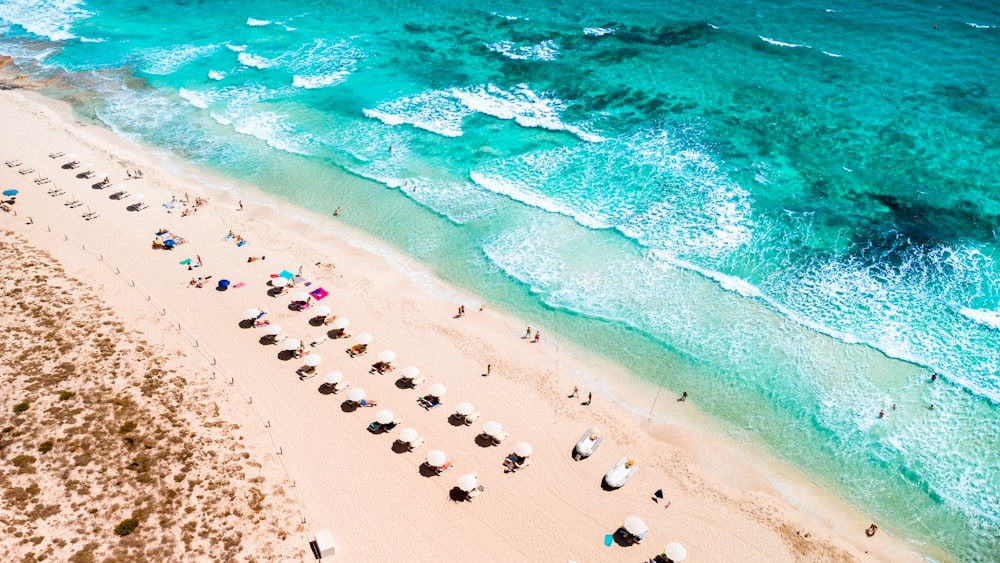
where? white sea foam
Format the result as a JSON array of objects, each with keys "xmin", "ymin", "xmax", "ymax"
[
  {"xmin": 707, "ymin": 23, "xmax": 719, "ymax": 30},
  {"xmin": 823, "ymin": 51, "xmax": 843, "ymax": 58},
  {"xmin": 209, "ymin": 112, "xmax": 231, "ymax": 126},
  {"xmin": 363, "ymin": 90, "xmax": 469, "ymax": 137},
  {"xmin": 246, "ymin": 18, "xmax": 271, "ymax": 27},
  {"xmin": 208, "ymin": 70, "xmax": 226, "ymax": 80},
  {"xmin": 490, "ymin": 12, "xmax": 523, "ymax": 21},
  {"xmin": 238, "ymin": 51, "xmax": 273, "ymax": 69},
  {"xmin": 486, "ymin": 39, "xmax": 560, "ymax": 61},
  {"xmin": 966, "ymin": 22, "xmax": 996, "ymax": 29},
  {"xmin": 759, "ymin": 36, "xmax": 810, "ymax": 48},
  {"xmin": 229, "ymin": 111, "xmax": 309, "ymax": 155},
  {"xmin": 0, "ymin": 0, "xmax": 91, "ymax": 41},
  {"xmin": 451, "ymin": 83, "xmax": 605, "ymax": 142},
  {"xmin": 471, "ymin": 171, "xmax": 610, "ymax": 229},
  {"xmin": 960, "ymin": 308, "xmax": 1000, "ymax": 330},
  {"xmin": 583, "ymin": 27, "xmax": 616, "ymax": 36},
  {"xmin": 178, "ymin": 87, "xmax": 212, "ymax": 109},
  {"xmin": 280, "ymin": 39, "xmax": 362, "ymax": 89},
  {"xmin": 138, "ymin": 44, "xmax": 218, "ymax": 76},
  {"xmin": 225, "ymin": 43, "xmax": 247, "ymax": 52}
]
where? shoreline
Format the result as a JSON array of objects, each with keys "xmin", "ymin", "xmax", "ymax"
[{"xmin": 0, "ymin": 86, "xmax": 947, "ymax": 561}]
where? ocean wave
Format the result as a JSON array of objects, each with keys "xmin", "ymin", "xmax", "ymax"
[
  {"xmin": 823, "ymin": 51, "xmax": 842, "ymax": 58},
  {"xmin": 237, "ymin": 51, "xmax": 273, "ymax": 69},
  {"xmin": 759, "ymin": 36, "xmax": 810, "ymax": 48},
  {"xmin": 208, "ymin": 70, "xmax": 226, "ymax": 80},
  {"xmin": 228, "ymin": 110, "xmax": 310, "ymax": 155},
  {"xmin": 0, "ymin": 0, "xmax": 91, "ymax": 41},
  {"xmin": 451, "ymin": 83, "xmax": 605, "ymax": 142},
  {"xmin": 485, "ymin": 39, "xmax": 560, "ymax": 61},
  {"xmin": 246, "ymin": 18, "xmax": 271, "ymax": 27},
  {"xmin": 283, "ymin": 39, "xmax": 362, "ymax": 89},
  {"xmin": 583, "ymin": 27, "xmax": 616, "ymax": 36},
  {"xmin": 292, "ymin": 72, "xmax": 350, "ymax": 89},
  {"xmin": 225, "ymin": 43, "xmax": 247, "ymax": 52},
  {"xmin": 178, "ymin": 87, "xmax": 212, "ymax": 109},
  {"xmin": 471, "ymin": 171, "xmax": 610, "ymax": 229},
  {"xmin": 490, "ymin": 12, "xmax": 524, "ymax": 21},
  {"xmin": 966, "ymin": 22, "xmax": 996, "ymax": 29},
  {"xmin": 362, "ymin": 91, "xmax": 469, "ymax": 137},
  {"xmin": 138, "ymin": 44, "xmax": 218, "ymax": 76},
  {"xmin": 960, "ymin": 307, "xmax": 1000, "ymax": 330}
]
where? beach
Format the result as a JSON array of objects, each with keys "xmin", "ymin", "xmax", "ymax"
[{"xmin": 0, "ymin": 86, "xmax": 945, "ymax": 562}]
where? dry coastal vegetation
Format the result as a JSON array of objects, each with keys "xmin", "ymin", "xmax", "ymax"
[{"xmin": 0, "ymin": 231, "xmax": 304, "ymax": 561}]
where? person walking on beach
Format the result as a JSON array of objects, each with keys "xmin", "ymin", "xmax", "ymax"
[
  {"xmin": 333, "ymin": 207, "xmax": 341, "ymax": 216},
  {"xmin": 678, "ymin": 391, "xmax": 688, "ymax": 402},
  {"xmin": 534, "ymin": 331, "xmax": 541, "ymax": 343},
  {"xmin": 525, "ymin": 326, "xmax": 532, "ymax": 339},
  {"xmin": 878, "ymin": 410, "xmax": 885, "ymax": 419},
  {"xmin": 238, "ymin": 200, "xmax": 244, "ymax": 210},
  {"xmin": 931, "ymin": 372, "xmax": 937, "ymax": 382},
  {"xmin": 196, "ymin": 255, "xmax": 203, "ymax": 268},
  {"xmin": 486, "ymin": 364, "xmax": 491, "ymax": 376},
  {"xmin": 584, "ymin": 392, "xmax": 592, "ymax": 406},
  {"xmin": 570, "ymin": 386, "xmax": 579, "ymax": 398}
]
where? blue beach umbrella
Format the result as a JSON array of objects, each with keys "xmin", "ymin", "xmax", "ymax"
[{"xmin": 2, "ymin": 189, "xmax": 18, "ymax": 196}]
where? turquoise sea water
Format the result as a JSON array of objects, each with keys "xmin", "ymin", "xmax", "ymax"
[{"xmin": 3, "ymin": 0, "xmax": 1000, "ymax": 558}]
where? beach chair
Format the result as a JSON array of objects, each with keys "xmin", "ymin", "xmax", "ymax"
[
  {"xmin": 418, "ymin": 396, "xmax": 442, "ymax": 410},
  {"xmin": 358, "ymin": 399, "xmax": 378, "ymax": 408},
  {"xmin": 347, "ymin": 343, "xmax": 368, "ymax": 357},
  {"xmin": 407, "ymin": 436, "xmax": 425, "ymax": 451},
  {"xmin": 48, "ymin": 189, "xmax": 65, "ymax": 197},
  {"xmin": 83, "ymin": 211, "xmax": 100, "ymax": 221},
  {"xmin": 35, "ymin": 177, "xmax": 52, "ymax": 185},
  {"xmin": 81, "ymin": 170, "xmax": 95, "ymax": 179},
  {"xmin": 463, "ymin": 411, "xmax": 480, "ymax": 425},
  {"xmin": 435, "ymin": 460, "xmax": 455, "ymax": 475},
  {"xmin": 4, "ymin": 159, "xmax": 21, "ymax": 167},
  {"xmin": 135, "ymin": 202, "xmax": 149, "ymax": 211},
  {"xmin": 49, "ymin": 152, "xmax": 65, "ymax": 158},
  {"xmin": 18, "ymin": 167, "xmax": 34, "ymax": 175},
  {"xmin": 491, "ymin": 431, "xmax": 509, "ymax": 446},
  {"xmin": 67, "ymin": 161, "xmax": 80, "ymax": 169},
  {"xmin": 66, "ymin": 198, "xmax": 83, "ymax": 208},
  {"xmin": 466, "ymin": 485, "xmax": 484, "ymax": 501},
  {"xmin": 332, "ymin": 380, "xmax": 350, "ymax": 394}
]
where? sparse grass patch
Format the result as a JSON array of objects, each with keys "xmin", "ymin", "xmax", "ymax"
[
  {"xmin": 38, "ymin": 441, "xmax": 53, "ymax": 453},
  {"xmin": 118, "ymin": 421, "xmax": 136, "ymax": 434},
  {"xmin": 58, "ymin": 391, "xmax": 75, "ymax": 401},
  {"xmin": 13, "ymin": 401, "xmax": 29, "ymax": 413},
  {"xmin": 113, "ymin": 518, "xmax": 138, "ymax": 536}
]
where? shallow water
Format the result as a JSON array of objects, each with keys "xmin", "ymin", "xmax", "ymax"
[{"xmin": 2, "ymin": 0, "xmax": 999, "ymax": 558}]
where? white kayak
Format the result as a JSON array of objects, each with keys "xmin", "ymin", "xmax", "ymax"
[
  {"xmin": 573, "ymin": 427, "xmax": 603, "ymax": 461},
  {"xmin": 604, "ymin": 456, "xmax": 639, "ymax": 489}
]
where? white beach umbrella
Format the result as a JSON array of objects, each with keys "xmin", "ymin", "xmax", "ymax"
[
  {"xmin": 313, "ymin": 305, "xmax": 331, "ymax": 317},
  {"xmin": 82, "ymin": 162, "xmax": 93, "ymax": 168},
  {"xmin": 133, "ymin": 193, "xmax": 145, "ymax": 201},
  {"xmin": 291, "ymin": 291, "xmax": 310, "ymax": 302},
  {"xmin": 243, "ymin": 308, "xmax": 261, "ymax": 319},
  {"xmin": 97, "ymin": 171, "xmax": 109, "ymax": 178},
  {"xmin": 115, "ymin": 183, "xmax": 127, "ymax": 191},
  {"xmin": 67, "ymin": 153, "xmax": 79, "ymax": 159},
  {"xmin": 377, "ymin": 350, "xmax": 396, "ymax": 363},
  {"xmin": 303, "ymin": 354, "xmax": 322, "ymax": 367},
  {"xmin": 398, "ymin": 427, "xmax": 418, "ymax": 443},
  {"xmin": 355, "ymin": 333, "xmax": 373, "ymax": 345},
  {"xmin": 623, "ymin": 516, "xmax": 648, "ymax": 537},
  {"xmin": 663, "ymin": 542, "xmax": 687, "ymax": 562},
  {"xmin": 401, "ymin": 366, "xmax": 420, "ymax": 379},
  {"xmin": 348, "ymin": 388, "xmax": 366, "ymax": 402},
  {"xmin": 426, "ymin": 449, "xmax": 446, "ymax": 467},
  {"xmin": 457, "ymin": 473, "xmax": 478, "ymax": 492},
  {"xmin": 455, "ymin": 402, "xmax": 474, "ymax": 416},
  {"xmin": 483, "ymin": 421, "xmax": 503, "ymax": 437},
  {"xmin": 263, "ymin": 324, "xmax": 282, "ymax": 336},
  {"xmin": 282, "ymin": 338, "xmax": 302, "ymax": 351},
  {"xmin": 375, "ymin": 410, "xmax": 394, "ymax": 425},
  {"xmin": 331, "ymin": 317, "xmax": 350, "ymax": 329},
  {"xmin": 428, "ymin": 383, "xmax": 447, "ymax": 398},
  {"xmin": 272, "ymin": 276, "xmax": 289, "ymax": 288},
  {"xmin": 324, "ymin": 371, "xmax": 343, "ymax": 385},
  {"xmin": 513, "ymin": 442, "xmax": 533, "ymax": 457}
]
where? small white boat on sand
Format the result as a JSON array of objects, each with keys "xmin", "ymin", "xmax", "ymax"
[
  {"xmin": 573, "ymin": 427, "xmax": 603, "ymax": 460},
  {"xmin": 603, "ymin": 456, "xmax": 638, "ymax": 489}
]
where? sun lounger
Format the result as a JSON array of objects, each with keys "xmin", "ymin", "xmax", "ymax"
[
  {"xmin": 436, "ymin": 460, "xmax": 455, "ymax": 475},
  {"xmin": 65, "ymin": 199, "xmax": 83, "ymax": 208},
  {"xmin": 418, "ymin": 396, "xmax": 442, "ymax": 410},
  {"xmin": 49, "ymin": 152, "xmax": 65, "ymax": 158},
  {"xmin": 358, "ymin": 399, "xmax": 378, "ymax": 408},
  {"xmin": 489, "ymin": 431, "xmax": 509, "ymax": 446},
  {"xmin": 368, "ymin": 418, "xmax": 402, "ymax": 433},
  {"xmin": 67, "ymin": 161, "xmax": 80, "ymax": 169},
  {"xmin": 4, "ymin": 159, "xmax": 21, "ymax": 167},
  {"xmin": 407, "ymin": 436, "xmax": 425, "ymax": 450},
  {"xmin": 331, "ymin": 380, "xmax": 350, "ymax": 394},
  {"xmin": 463, "ymin": 411, "xmax": 480, "ymax": 425},
  {"xmin": 112, "ymin": 190, "xmax": 130, "ymax": 199},
  {"xmin": 35, "ymin": 177, "xmax": 52, "ymax": 185},
  {"xmin": 48, "ymin": 189, "xmax": 65, "ymax": 197},
  {"xmin": 503, "ymin": 454, "xmax": 531, "ymax": 473},
  {"xmin": 347, "ymin": 343, "xmax": 368, "ymax": 357},
  {"xmin": 18, "ymin": 167, "xmax": 34, "ymax": 175},
  {"xmin": 370, "ymin": 361, "xmax": 394, "ymax": 374},
  {"xmin": 83, "ymin": 211, "xmax": 100, "ymax": 221},
  {"xmin": 81, "ymin": 170, "xmax": 95, "ymax": 179}
]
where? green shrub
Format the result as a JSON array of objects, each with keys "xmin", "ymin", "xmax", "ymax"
[
  {"xmin": 12, "ymin": 455, "xmax": 36, "ymax": 468},
  {"xmin": 13, "ymin": 401, "xmax": 29, "ymax": 413},
  {"xmin": 114, "ymin": 518, "xmax": 139, "ymax": 536},
  {"xmin": 38, "ymin": 441, "xmax": 54, "ymax": 453},
  {"xmin": 118, "ymin": 421, "xmax": 136, "ymax": 434},
  {"xmin": 58, "ymin": 391, "xmax": 75, "ymax": 401}
]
